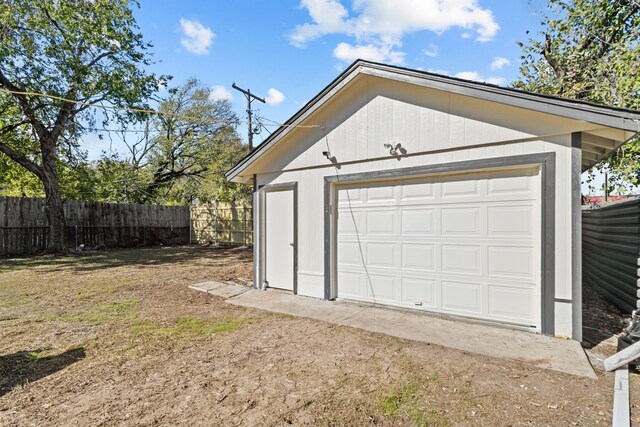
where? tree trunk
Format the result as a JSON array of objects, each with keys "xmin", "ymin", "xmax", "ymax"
[{"xmin": 41, "ymin": 137, "xmax": 67, "ymax": 254}]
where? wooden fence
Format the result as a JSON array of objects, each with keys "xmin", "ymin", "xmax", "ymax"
[
  {"xmin": 582, "ymin": 198, "xmax": 640, "ymax": 313},
  {"xmin": 191, "ymin": 203, "xmax": 252, "ymax": 245},
  {"xmin": 0, "ymin": 197, "xmax": 190, "ymax": 256}
]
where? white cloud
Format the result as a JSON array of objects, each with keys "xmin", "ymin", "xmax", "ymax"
[
  {"xmin": 454, "ymin": 71, "xmax": 482, "ymax": 80},
  {"xmin": 209, "ymin": 85, "xmax": 233, "ymax": 101},
  {"xmin": 290, "ymin": 0, "xmax": 352, "ymax": 47},
  {"xmin": 333, "ymin": 42, "xmax": 405, "ymax": 65},
  {"xmin": 290, "ymin": 0, "xmax": 499, "ymax": 63},
  {"xmin": 423, "ymin": 44, "xmax": 438, "ymax": 57},
  {"xmin": 490, "ymin": 56, "xmax": 510, "ymax": 70},
  {"xmin": 454, "ymin": 71, "xmax": 504, "ymax": 85},
  {"xmin": 484, "ymin": 76, "xmax": 505, "ymax": 85},
  {"xmin": 428, "ymin": 68, "xmax": 450, "ymax": 75},
  {"xmin": 179, "ymin": 18, "xmax": 215, "ymax": 55},
  {"xmin": 265, "ymin": 88, "xmax": 285, "ymax": 106}
]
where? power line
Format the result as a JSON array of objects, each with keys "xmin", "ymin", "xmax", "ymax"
[{"xmin": 0, "ymin": 88, "xmax": 322, "ymax": 130}]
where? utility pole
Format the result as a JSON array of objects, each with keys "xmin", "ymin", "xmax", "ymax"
[{"xmin": 232, "ymin": 83, "xmax": 265, "ymax": 151}]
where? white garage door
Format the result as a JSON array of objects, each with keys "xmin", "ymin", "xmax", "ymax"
[{"xmin": 336, "ymin": 167, "xmax": 541, "ymax": 329}]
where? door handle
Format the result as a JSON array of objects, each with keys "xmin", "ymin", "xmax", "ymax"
[{"xmin": 290, "ymin": 242, "xmax": 295, "ymax": 247}]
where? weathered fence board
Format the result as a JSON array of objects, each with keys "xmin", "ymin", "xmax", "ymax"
[
  {"xmin": 191, "ymin": 203, "xmax": 252, "ymax": 245},
  {"xmin": 582, "ymin": 198, "xmax": 640, "ymax": 313},
  {"xmin": 0, "ymin": 197, "xmax": 190, "ymax": 256}
]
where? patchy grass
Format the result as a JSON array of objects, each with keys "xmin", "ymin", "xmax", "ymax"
[
  {"xmin": 0, "ymin": 290, "xmax": 37, "ymax": 308},
  {"xmin": 33, "ymin": 299, "xmax": 141, "ymax": 325},
  {"xmin": 75, "ymin": 279, "xmax": 142, "ymax": 301},
  {"xmin": 128, "ymin": 316, "xmax": 254, "ymax": 337},
  {"xmin": 21, "ymin": 351, "xmax": 41, "ymax": 362},
  {"xmin": 63, "ymin": 300, "xmax": 140, "ymax": 324},
  {"xmin": 382, "ymin": 381, "xmax": 450, "ymax": 427},
  {"xmin": 0, "ymin": 246, "xmax": 629, "ymax": 426}
]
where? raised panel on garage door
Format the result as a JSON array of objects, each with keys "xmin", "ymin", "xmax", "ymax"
[{"xmin": 336, "ymin": 167, "xmax": 541, "ymax": 330}]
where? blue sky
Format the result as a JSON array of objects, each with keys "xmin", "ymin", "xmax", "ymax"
[
  {"xmin": 84, "ymin": 0, "xmax": 614, "ymax": 194},
  {"xmin": 86, "ymin": 1, "xmax": 610, "ymax": 194},
  {"xmin": 86, "ymin": 0, "xmax": 551, "ymax": 158}
]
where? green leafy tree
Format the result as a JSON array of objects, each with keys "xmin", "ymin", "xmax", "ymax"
[
  {"xmin": 1, "ymin": 153, "xmax": 99, "ymax": 200},
  {"xmin": 89, "ymin": 153, "xmax": 146, "ymax": 203},
  {"xmin": 0, "ymin": 0, "xmax": 167, "ymax": 253},
  {"xmin": 119, "ymin": 78, "xmax": 250, "ymax": 205},
  {"xmin": 0, "ymin": 154, "xmax": 42, "ymax": 197},
  {"xmin": 513, "ymin": 0, "xmax": 640, "ymax": 192},
  {"xmin": 163, "ymin": 126, "xmax": 250, "ymax": 204}
]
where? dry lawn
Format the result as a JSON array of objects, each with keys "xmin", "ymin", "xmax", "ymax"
[{"xmin": 0, "ymin": 246, "xmax": 636, "ymax": 426}]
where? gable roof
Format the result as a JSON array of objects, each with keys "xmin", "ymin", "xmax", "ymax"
[{"xmin": 227, "ymin": 59, "xmax": 640, "ymax": 182}]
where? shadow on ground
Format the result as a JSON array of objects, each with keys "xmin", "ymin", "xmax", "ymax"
[
  {"xmin": 0, "ymin": 245, "xmax": 252, "ymax": 273},
  {"xmin": 0, "ymin": 348, "xmax": 86, "ymax": 398},
  {"xmin": 582, "ymin": 284, "xmax": 630, "ymax": 349}
]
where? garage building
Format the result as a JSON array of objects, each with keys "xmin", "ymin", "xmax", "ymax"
[{"xmin": 226, "ymin": 60, "xmax": 640, "ymax": 341}]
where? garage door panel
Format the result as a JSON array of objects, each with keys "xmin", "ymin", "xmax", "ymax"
[
  {"xmin": 338, "ymin": 188, "xmax": 364, "ymax": 209},
  {"xmin": 441, "ymin": 179, "xmax": 479, "ymax": 198},
  {"xmin": 338, "ymin": 271, "xmax": 364, "ymax": 298},
  {"xmin": 441, "ymin": 207, "xmax": 481, "ymax": 236},
  {"xmin": 366, "ymin": 186, "xmax": 395, "ymax": 202},
  {"xmin": 487, "ymin": 174, "xmax": 534, "ymax": 196},
  {"xmin": 487, "ymin": 205, "xmax": 535, "ymax": 237},
  {"xmin": 441, "ymin": 280, "xmax": 483, "ymax": 314},
  {"xmin": 401, "ymin": 209, "xmax": 435, "ymax": 235},
  {"xmin": 400, "ymin": 182, "xmax": 434, "ymax": 200},
  {"xmin": 337, "ymin": 242, "xmax": 363, "ymax": 266},
  {"xmin": 441, "ymin": 244, "xmax": 481, "ymax": 274},
  {"xmin": 487, "ymin": 286, "xmax": 536, "ymax": 324},
  {"xmin": 488, "ymin": 246, "xmax": 535, "ymax": 279},
  {"xmin": 337, "ymin": 210, "xmax": 364, "ymax": 235},
  {"xmin": 400, "ymin": 277, "xmax": 437, "ymax": 307},
  {"xmin": 366, "ymin": 243, "xmax": 396, "ymax": 268},
  {"xmin": 401, "ymin": 243, "xmax": 436, "ymax": 271},
  {"xmin": 366, "ymin": 210, "xmax": 396, "ymax": 235},
  {"xmin": 336, "ymin": 167, "xmax": 540, "ymax": 330},
  {"xmin": 366, "ymin": 274, "xmax": 396, "ymax": 302}
]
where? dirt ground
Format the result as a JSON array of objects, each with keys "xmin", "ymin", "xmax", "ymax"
[{"xmin": 0, "ymin": 245, "xmax": 638, "ymax": 426}]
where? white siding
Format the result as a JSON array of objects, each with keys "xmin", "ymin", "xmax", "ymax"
[{"xmin": 253, "ymin": 75, "xmax": 578, "ymax": 337}]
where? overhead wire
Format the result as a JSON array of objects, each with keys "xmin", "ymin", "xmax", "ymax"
[{"xmin": 0, "ymin": 88, "xmax": 323, "ymax": 130}]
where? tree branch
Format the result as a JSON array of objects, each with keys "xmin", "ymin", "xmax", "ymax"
[
  {"xmin": 85, "ymin": 50, "xmax": 115, "ymax": 69},
  {"xmin": 0, "ymin": 70, "xmax": 49, "ymax": 140},
  {"xmin": 542, "ymin": 34, "xmax": 564, "ymax": 79},
  {"xmin": 50, "ymin": 84, "xmax": 77, "ymax": 142},
  {"xmin": 0, "ymin": 138, "xmax": 43, "ymax": 179},
  {"xmin": 39, "ymin": 4, "xmax": 68, "ymax": 40},
  {"xmin": 596, "ymin": 3, "xmax": 640, "ymax": 58}
]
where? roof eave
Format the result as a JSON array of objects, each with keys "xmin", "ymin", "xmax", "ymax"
[
  {"xmin": 360, "ymin": 64, "xmax": 640, "ymax": 132},
  {"xmin": 226, "ymin": 59, "xmax": 640, "ymax": 181}
]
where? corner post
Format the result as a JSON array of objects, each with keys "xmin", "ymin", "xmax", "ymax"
[{"xmin": 571, "ymin": 132, "xmax": 583, "ymax": 341}]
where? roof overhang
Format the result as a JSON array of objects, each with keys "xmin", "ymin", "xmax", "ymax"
[{"xmin": 227, "ymin": 60, "xmax": 640, "ymax": 182}]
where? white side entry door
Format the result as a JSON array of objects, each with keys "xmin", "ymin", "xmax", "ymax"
[{"xmin": 265, "ymin": 189, "xmax": 295, "ymax": 291}]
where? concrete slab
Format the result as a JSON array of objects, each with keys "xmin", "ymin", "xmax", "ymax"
[
  {"xmin": 208, "ymin": 284, "xmax": 250, "ymax": 299},
  {"xmin": 188, "ymin": 281, "xmax": 227, "ymax": 292},
  {"xmin": 228, "ymin": 289, "xmax": 597, "ymax": 379},
  {"xmin": 229, "ymin": 289, "xmax": 370, "ymax": 323}
]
